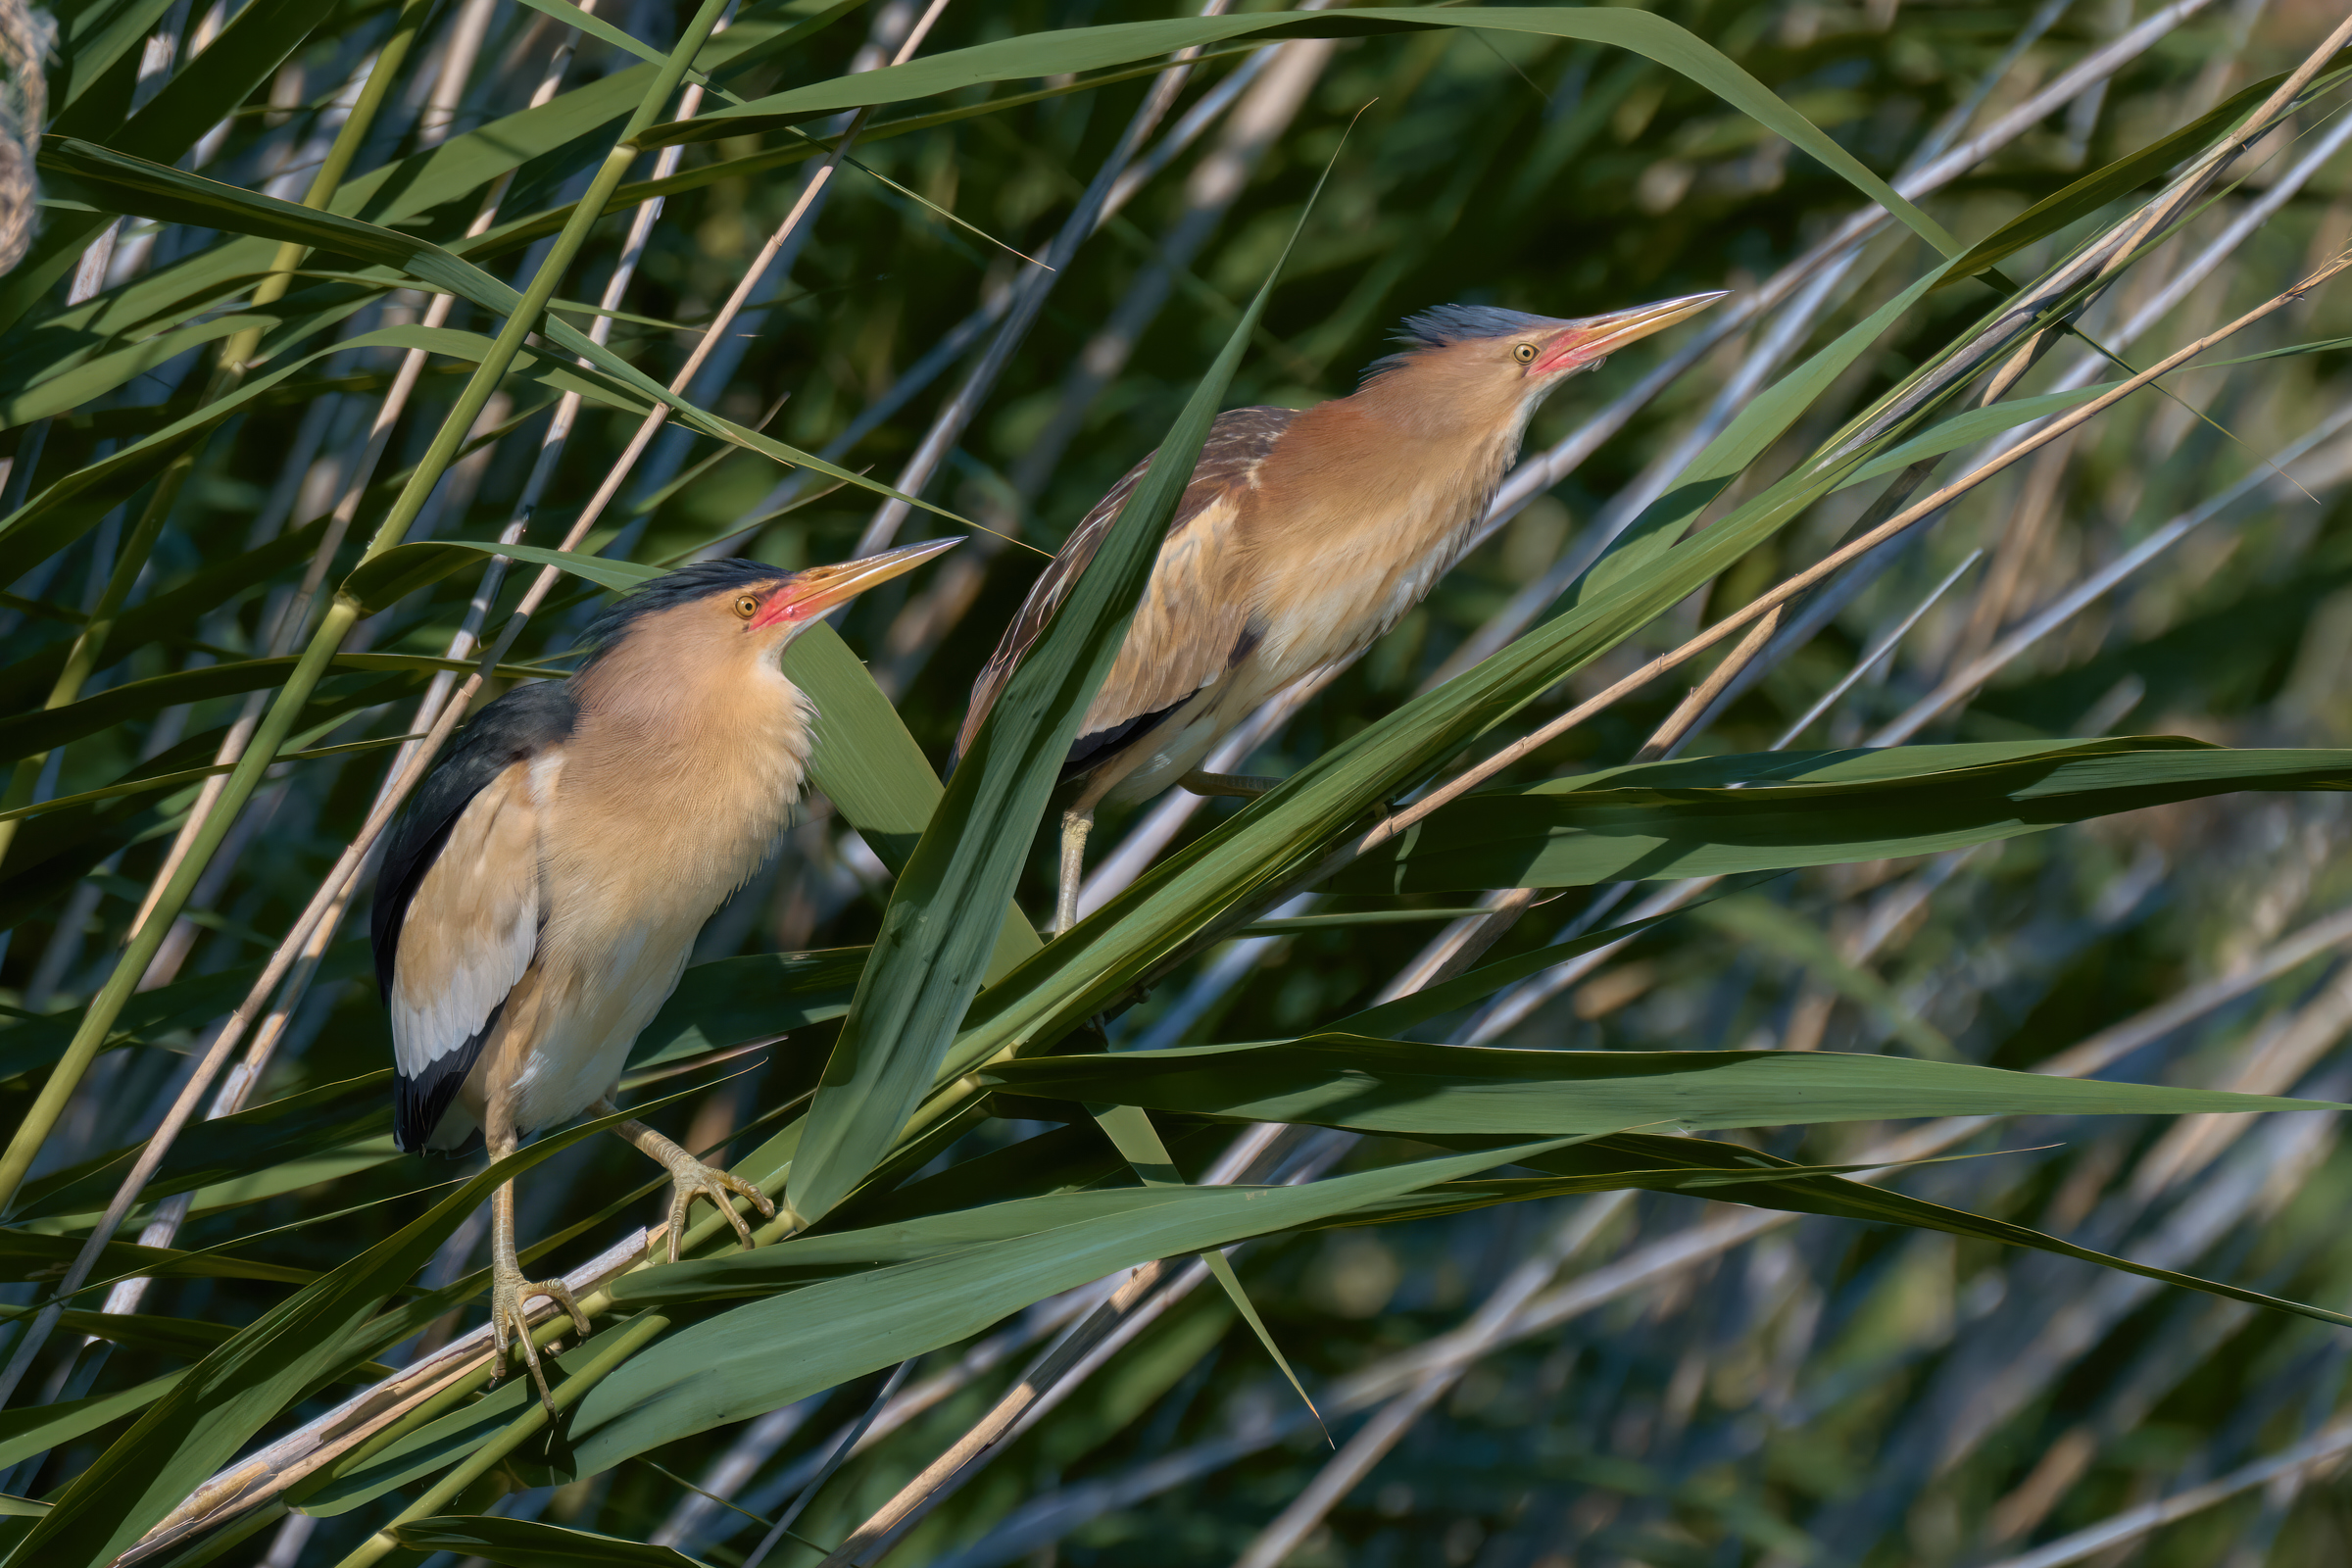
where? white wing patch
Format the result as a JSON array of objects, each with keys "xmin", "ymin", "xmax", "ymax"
[{"xmin": 388, "ymin": 760, "xmax": 545, "ymax": 1079}]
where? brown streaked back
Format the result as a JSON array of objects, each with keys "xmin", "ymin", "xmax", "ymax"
[{"xmin": 956, "ymin": 405, "xmax": 1298, "ymax": 767}]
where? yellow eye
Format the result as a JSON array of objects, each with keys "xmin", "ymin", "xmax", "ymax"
[
  {"xmin": 733, "ymin": 594, "xmax": 760, "ymax": 620},
  {"xmin": 1513, "ymin": 343, "xmax": 1538, "ymax": 364}
]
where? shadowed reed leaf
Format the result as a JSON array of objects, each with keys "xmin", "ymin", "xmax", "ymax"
[
  {"xmin": 978, "ymin": 1038, "xmax": 2343, "ymax": 1136},
  {"xmin": 562, "ymin": 1140, "xmax": 1573, "ymax": 1475},
  {"xmin": 1357, "ymin": 1134, "xmax": 2352, "ymax": 1331},
  {"xmin": 1329, "ymin": 739, "xmax": 2352, "ymax": 894},
  {"xmin": 0, "ymin": 1230, "xmax": 316, "ymax": 1288},
  {"xmin": 390, "ymin": 1516, "xmax": 714, "ymax": 1568}
]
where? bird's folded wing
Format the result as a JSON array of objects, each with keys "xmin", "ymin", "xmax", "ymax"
[
  {"xmin": 956, "ymin": 406, "xmax": 1298, "ymax": 762},
  {"xmin": 384, "ymin": 760, "xmax": 543, "ymax": 1082},
  {"xmin": 1073, "ymin": 488, "xmax": 1252, "ymax": 755},
  {"xmin": 370, "ymin": 680, "xmax": 575, "ymax": 1150}
]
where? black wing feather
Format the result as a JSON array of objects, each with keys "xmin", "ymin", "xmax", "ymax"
[{"xmin": 395, "ymin": 1002, "xmax": 500, "ymax": 1155}]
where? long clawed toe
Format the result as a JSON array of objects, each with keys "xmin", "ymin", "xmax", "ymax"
[
  {"xmin": 489, "ymin": 1266, "xmax": 592, "ymax": 1415},
  {"xmin": 662, "ymin": 1160, "xmax": 779, "ymax": 1263}
]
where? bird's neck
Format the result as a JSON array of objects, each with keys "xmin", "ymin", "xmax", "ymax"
[
  {"xmin": 1268, "ymin": 385, "xmax": 1531, "ymax": 556},
  {"xmin": 1345, "ymin": 368, "xmax": 1535, "ymax": 447},
  {"xmin": 1236, "ymin": 386, "xmax": 1535, "ymax": 678},
  {"xmin": 566, "ymin": 628, "xmax": 813, "ymax": 891}
]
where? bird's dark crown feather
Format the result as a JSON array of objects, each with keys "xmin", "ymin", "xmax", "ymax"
[
  {"xmin": 582, "ymin": 558, "xmax": 790, "ymax": 665},
  {"xmin": 1362, "ymin": 304, "xmax": 1558, "ymax": 384}
]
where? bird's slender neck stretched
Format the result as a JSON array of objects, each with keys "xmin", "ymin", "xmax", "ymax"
[
  {"xmin": 1283, "ymin": 357, "xmax": 1551, "ymax": 560},
  {"xmin": 1341, "ymin": 354, "xmax": 1556, "ymax": 523}
]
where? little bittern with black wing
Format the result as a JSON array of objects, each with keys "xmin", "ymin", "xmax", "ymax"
[
  {"xmin": 956, "ymin": 294, "xmax": 1726, "ymax": 931},
  {"xmin": 374, "ymin": 539, "xmax": 956, "ymax": 1408}
]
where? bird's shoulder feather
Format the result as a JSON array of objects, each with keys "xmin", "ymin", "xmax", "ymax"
[{"xmin": 956, "ymin": 405, "xmax": 1297, "ymax": 761}]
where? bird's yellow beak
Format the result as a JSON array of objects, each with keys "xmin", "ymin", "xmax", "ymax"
[
  {"xmin": 752, "ymin": 536, "xmax": 960, "ymax": 629},
  {"xmin": 1528, "ymin": 290, "xmax": 1730, "ymax": 378}
]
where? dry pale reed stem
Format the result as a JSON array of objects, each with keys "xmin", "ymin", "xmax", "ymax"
[
  {"xmin": 648, "ymin": 1278, "xmax": 1124, "ymax": 1548},
  {"xmin": 1871, "ymin": 399, "xmax": 2352, "ymax": 745},
  {"xmin": 1970, "ymin": 7, "xmax": 2352, "ymax": 402},
  {"xmin": 810, "ymin": 1264, "xmax": 1173, "ymax": 1566},
  {"xmin": 1635, "ymin": 604, "xmax": 1784, "ymax": 763},
  {"xmin": 1974, "ymin": 1418, "xmax": 2352, "ymax": 1568},
  {"xmin": 119, "ymin": 1228, "xmax": 650, "ymax": 1563}
]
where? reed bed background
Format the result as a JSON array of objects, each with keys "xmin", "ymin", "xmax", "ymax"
[{"xmin": 5, "ymin": 1, "xmax": 2352, "ymax": 1565}]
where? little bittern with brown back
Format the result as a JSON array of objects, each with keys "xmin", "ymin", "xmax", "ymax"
[
  {"xmin": 956, "ymin": 294, "xmax": 1727, "ymax": 931},
  {"xmin": 374, "ymin": 538, "xmax": 956, "ymax": 1408}
]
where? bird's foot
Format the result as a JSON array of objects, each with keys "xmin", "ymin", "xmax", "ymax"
[
  {"xmin": 1054, "ymin": 808, "xmax": 1095, "ymax": 936},
  {"xmin": 488, "ymin": 1260, "xmax": 591, "ymax": 1415},
  {"xmin": 659, "ymin": 1155, "xmax": 778, "ymax": 1263}
]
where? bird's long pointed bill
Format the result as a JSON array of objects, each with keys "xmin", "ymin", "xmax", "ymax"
[
  {"xmin": 1531, "ymin": 290, "xmax": 1730, "ymax": 376},
  {"xmin": 755, "ymin": 536, "xmax": 960, "ymax": 627}
]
